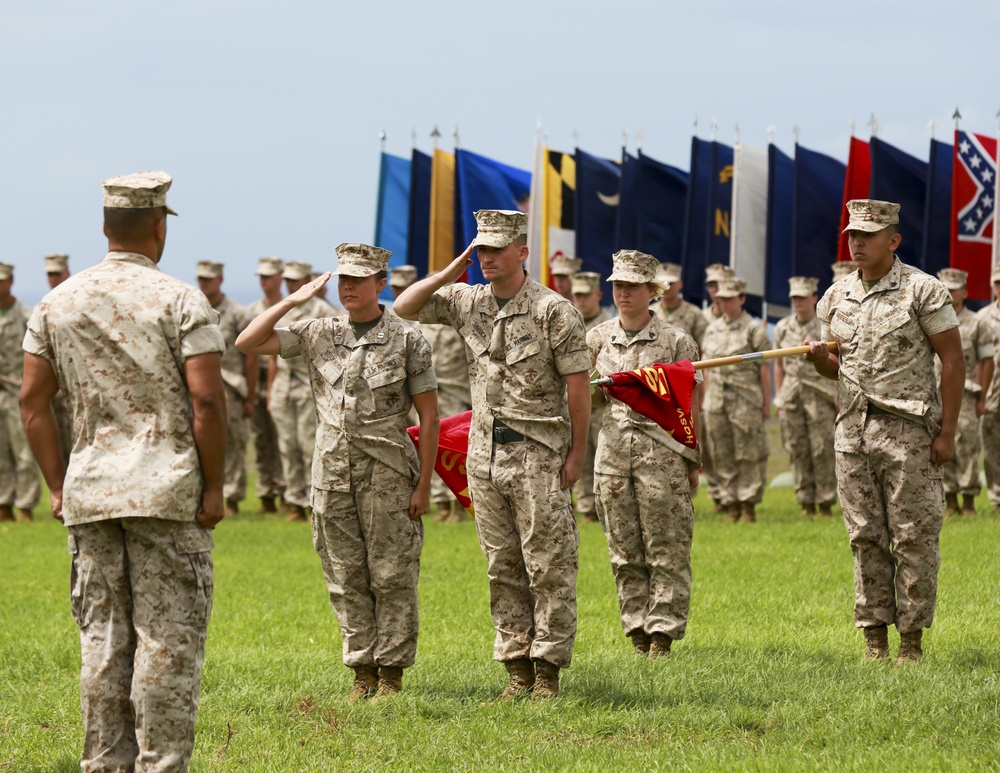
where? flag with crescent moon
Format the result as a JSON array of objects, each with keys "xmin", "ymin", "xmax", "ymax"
[{"xmin": 575, "ymin": 148, "xmax": 620, "ymax": 300}]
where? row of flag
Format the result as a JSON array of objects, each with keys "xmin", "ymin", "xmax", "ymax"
[{"xmin": 375, "ymin": 128, "xmax": 999, "ymax": 312}]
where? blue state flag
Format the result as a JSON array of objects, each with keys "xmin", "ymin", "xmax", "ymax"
[
  {"xmin": 765, "ymin": 144, "xmax": 794, "ymax": 316},
  {"xmin": 869, "ymin": 138, "xmax": 928, "ymax": 268},
  {"xmin": 635, "ymin": 151, "xmax": 689, "ymax": 264},
  {"xmin": 575, "ymin": 148, "xmax": 621, "ymax": 298},
  {"xmin": 615, "ymin": 151, "xmax": 639, "ymax": 250},
  {"xmin": 793, "ymin": 144, "xmax": 845, "ymax": 293},
  {"xmin": 406, "ymin": 149, "xmax": 432, "ymax": 279},
  {"xmin": 374, "ymin": 152, "xmax": 412, "ymax": 301},
  {"xmin": 922, "ymin": 138, "xmax": 953, "ymax": 277},
  {"xmin": 681, "ymin": 137, "xmax": 714, "ymax": 308},
  {"xmin": 455, "ymin": 149, "xmax": 531, "ymax": 285}
]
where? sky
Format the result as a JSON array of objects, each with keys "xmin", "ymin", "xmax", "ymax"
[{"xmin": 1, "ymin": 0, "xmax": 998, "ymax": 306}]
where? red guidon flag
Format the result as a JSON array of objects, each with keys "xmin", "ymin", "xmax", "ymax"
[
  {"xmin": 408, "ymin": 410, "xmax": 474, "ymax": 516},
  {"xmin": 600, "ymin": 360, "xmax": 698, "ymax": 449}
]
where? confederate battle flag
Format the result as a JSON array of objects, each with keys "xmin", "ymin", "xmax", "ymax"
[{"xmin": 951, "ymin": 130, "xmax": 997, "ymax": 301}]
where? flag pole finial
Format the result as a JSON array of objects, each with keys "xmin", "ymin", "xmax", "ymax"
[
  {"xmin": 734, "ymin": 122, "xmax": 740, "ymax": 144},
  {"xmin": 410, "ymin": 127, "xmax": 417, "ymax": 148},
  {"xmin": 710, "ymin": 118, "xmax": 718, "ymax": 141},
  {"xmin": 927, "ymin": 118, "xmax": 935, "ymax": 139},
  {"xmin": 849, "ymin": 117, "xmax": 856, "ymax": 137},
  {"xmin": 953, "ymin": 108, "xmax": 962, "ymax": 130},
  {"xmin": 430, "ymin": 125, "xmax": 441, "ymax": 149},
  {"xmin": 452, "ymin": 126, "xmax": 460, "ymax": 149},
  {"xmin": 378, "ymin": 130, "xmax": 386, "ymax": 151},
  {"xmin": 572, "ymin": 126, "xmax": 580, "ymax": 147},
  {"xmin": 793, "ymin": 124, "xmax": 800, "ymax": 145},
  {"xmin": 636, "ymin": 129, "xmax": 644, "ymax": 150},
  {"xmin": 767, "ymin": 122, "xmax": 776, "ymax": 145},
  {"xmin": 868, "ymin": 113, "xmax": 878, "ymax": 138},
  {"xmin": 622, "ymin": 126, "xmax": 628, "ymax": 149},
  {"xmin": 692, "ymin": 115, "xmax": 698, "ymax": 137}
]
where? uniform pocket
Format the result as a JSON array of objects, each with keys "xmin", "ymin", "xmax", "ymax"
[
  {"xmin": 167, "ymin": 527, "xmax": 214, "ymax": 628},
  {"xmin": 67, "ymin": 533, "xmax": 93, "ymax": 631},
  {"xmin": 369, "ymin": 366, "xmax": 408, "ymax": 417}
]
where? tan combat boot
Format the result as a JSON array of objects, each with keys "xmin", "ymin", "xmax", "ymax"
[
  {"xmin": 497, "ymin": 658, "xmax": 534, "ymax": 701},
  {"xmin": 962, "ymin": 495, "xmax": 977, "ymax": 516},
  {"xmin": 862, "ymin": 624, "xmax": 889, "ymax": 663},
  {"xmin": 649, "ymin": 633, "xmax": 673, "ymax": 659},
  {"xmin": 818, "ymin": 503, "xmax": 834, "ymax": 517},
  {"xmin": 285, "ymin": 504, "xmax": 309, "ymax": 522},
  {"xmin": 532, "ymin": 660, "xmax": 560, "ymax": 700},
  {"xmin": 225, "ymin": 497, "xmax": 239, "ymax": 517},
  {"xmin": 896, "ymin": 631, "xmax": 923, "ymax": 665},
  {"xmin": 723, "ymin": 503, "xmax": 740, "ymax": 523},
  {"xmin": 0, "ymin": 505, "xmax": 13, "ymax": 522},
  {"xmin": 348, "ymin": 665, "xmax": 379, "ymax": 701},
  {"xmin": 432, "ymin": 502, "xmax": 450, "ymax": 522},
  {"xmin": 450, "ymin": 504, "xmax": 470, "ymax": 522},
  {"xmin": 740, "ymin": 502, "xmax": 757, "ymax": 524},
  {"xmin": 372, "ymin": 666, "xmax": 404, "ymax": 700},
  {"xmin": 945, "ymin": 493, "xmax": 961, "ymax": 516},
  {"xmin": 15, "ymin": 508, "xmax": 33, "ymax": 523},
  {"xmin": 628, "ymin": 630, "xmax": 651, "ymax": 656},
  {"xmin": 257, "ymin": 496, "xmax": 278, "ymax": 514},
  {"xmin": 800, "ymin": 503, "xmax": 816, "ymax": 517}
]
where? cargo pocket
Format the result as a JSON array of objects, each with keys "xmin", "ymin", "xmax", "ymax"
[
  {"xmin": 67, "ymin": 533, "xmax": 93, "ymax": 631},
  {"xmin": 171, "ymin": 527, "xmax": 215, "ymax": 628}
]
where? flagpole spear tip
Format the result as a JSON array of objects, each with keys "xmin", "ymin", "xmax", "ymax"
[
  {"xmin": 849, "ymin": 117, "xmax": 856, "ymax": 137},
  {"xmin": 793, "ymin": 123, "xmax": 800, "ymax": 145},
  {"xmin": 767, "ymin": 122, "xmax": 776, "ymax": 144},
  {"xmin": 430, "ymin": 125, "xmax": 441, "ymax": 149},
  {"xmin": 452, "ymin": 126, "xmax": 460, "ymax": 149},
  {"xmin": 734, "ymin": 122, "xmax": 740, "ymax": 144},
  {"xmin": 692, "ymin": 115, "xmax": 698, "ymax": 136},
  {"xmin": 953, "ymin": 107, "xmax": 962, "ymax": 129},
  {"xmin": 378, "ymin": 130, "xmax": 386, "ymax": 150},
  {"xmin": 927, "ymin": 118, "xmax": 935, "ymax": 139}
]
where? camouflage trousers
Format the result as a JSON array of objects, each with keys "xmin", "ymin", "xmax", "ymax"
[
  {"xmin": 572, "ymin": 405, "xmax": 603, "ymax": 517},
  {"xmin": 778, "ymin": 389, "xmax": 837, "ymax": 506},
  {"xmin": 703, "ymin": 391, "xmax": 768, "ymax": 506},
  {"xmin": 223, "ymin": 383, "xmax": 248, "ymax": 503},
  {"xmin": 0, "ymin": 389, "xmax": 40, "ymax": 510},
  {"xmin": 270, "ymin": 377, "xmax": 316, "ymax": 508},
  {"xmin": 469, "ymin": 440, "xmax": 579, "ymax": 669},
  {"xmin": 837, "ymin": 414, "xmax": 944, "ymax": 633},
  {"xmin": 312, "ymin": 451, "xmax": 423, "ymax": 668},
  {"xmin": 430, "ymin": 392, "xmax": 471, "ymax": 506},
  {"xmin": 943, "ymin": 391, "xmax": 982, "ymax": 497},
  {"xmin": 594, "ymin": 435, "xmax": 694, "ymax": 641},
  {"xmin": 982, "ymin": 402, "xmax": 1000, "ymax": 506},
  {"xmin": 249, "ymin": 380, "xmax": 285, "ymax": 501},
  {"xmin": 68, "ymin": 517, "xmax": 214, "ymax": 773}
]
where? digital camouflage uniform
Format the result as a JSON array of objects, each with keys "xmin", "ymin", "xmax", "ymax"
[
  {"xmin": 976, "ymin": 301, "xmax": 1000, "ymax": 506},
  {"xmin": 818, "ymin": 256, "xmax": 957, "ymax": 633},
  {"xmin": 589, "ymin": 314, "xmax": 701, "ymax": 641},
  {"xmin": 935, "ymin": 306, "xmax": 994, "ymax": 497},
  {"xmin": 655, "ymin": 299, "xmax": 708, "ymax": 350},
  {"xmin": 0, "ymin": 298, "xmax": 40, "ymax": 511},
  {"xmin": 276, "ymin": 309, "xmax": 436, "ymax": 669},
  {"xmin": 774, "ymin": 313, "xmax": 837, "ymax": 507},
  {"xmin": 270, "ymin": 295, "xmax": 339, "ymax": 508},
  {"xmin": 419, "ymin": 278, "xmax": 590, "ymax": 669},
  {"xmin": 574, "ymin": 306, "xmax": 612, "ymax": 519},
  {"xmin": 246, "ymin": 296, "xmax": 285, "ymax": 502},
  {"xmin": 419, "ymin": 322, "xmax": 472, "ymax": 507},
  {"xmin": 213, "ymin": 294, "xmax": 253, "ymax": 505},
  {"xmin": 24, "ymin": 251, "xmax": 225, "ymax": 772},
  {"xmin": 701, "ymin": 311, "xmax": 771, "ymax": 506}
]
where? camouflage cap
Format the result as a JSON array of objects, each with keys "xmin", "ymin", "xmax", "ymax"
[
  {"xmin": 788, "ymin": 276, "xmax": 819, "ymax": 298},
  {"xmin": 388, "ymin": 264, "xmax": 418, "ymax": 288},
  {"xmin": 656, "ymin": 262, "xmax": 683, "ymax": 284},
  {"xmin": 197, "ymin": 261, "xmax": 223, "ymax": 279},
  {"xmin": 472, "ymin": 209, "xmax": 527, "ymax": 249},
  {"xmin": 333, "ymin": 243, "xmax": 391, "ymax": 278},
  {"xmin": 831, "ymin": 261, "xmax": 856, "ymax": 280},
  {"xmin": 571, "ymin": 271, "xmax": 602, "ymax": 295},
  {"xmin": 937, "ymin": 267, "xmax": 968, "ymax": 290},
  {"xmin": 714, "ymin": 277, "xmax": 747, "ymax": 298},
  {"xmin": 843, "ymin": 199, "xmax": 900, "ymax": 233},
  {"xmin": 256, "ymin": 256, "xmax": 284, "ymax": 276},
  {"xmin": 0, "ymin": 263, "xmax": 13, "ymax": 280},
  {"xmin": 282, "ymin": 261, "xmax": 314, "ymax": 281},
  {"xmin": 102, "ymin": 171, "xmax": 178, "ymax": 215},
  {"xmin": 705, "ymin": 262, "xmax": 735, "ymax": 284},
  {"xmin": 549, "ymin": 255, "xmax": 583, "ymax": 276},
  {"xmin": 608, "ymin": 249, "xmax": 662, "ymax": 285},
  {"xmin": 44, "ymin": 253, "xmax": 69, "ymax": 273}
]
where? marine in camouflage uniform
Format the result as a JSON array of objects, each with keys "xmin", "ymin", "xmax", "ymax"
[
  {"xmin": 395, "ymin": 209, "xmax": 591, "ymax": 700},
  {"xmin": 238, "ymin": 243, "xmax": 438, "ymax": 700},
  {"xmin": 0, "ymin": 263, "xmax": 40, "ymax": 521},
  {"xmin": 699, "ymin": 263, "xmax": 735, "ymax": 511},
  {"xmin": 269, "ymin": 260, "xmax": 340, "ymax": 520},
  {"xmin": 700, "ymin": 278, "xmax": 772, "ymax": 522},
  {"xmin": 773, "ymin": 276, "xmax": 837, "ymax": 516},
  {"xmin": 197, "ymin": 261, "xmax": 257, "ymax": 516},
  {"xmin": 653, "ymin": 262, "xmax": 708, "ymax": 349},
  {"xmin": 44, "ymin": 253, "xmax": 74, "ymax": 468},
  {"xmin": 246, "ymin": 257, "xmax": 287, "ymax": 512},
  {"xmin": 934, "ymin": 268, "xmax": 994, "ymax": 515},
  {"xmin": 549, "ymin": 254, "xmax": 582, "ymax": 301},
  {"xmin": 808, "ymin": 199, "xmax": 962, "ymax": 665},
  {"xmin": 589, "ymin": 250, "xmax": 701, "ymax": 657},
  {"xmin": 975, "ymin": 266, "xmax": 1000, "ymax": 510},
  {"xmin": 20, "ymin": 171, "xmax": 227, "ymax": 771},
  {"xmin": 571, "ymin": 271, "xmax": 611, "ymax": 523}
]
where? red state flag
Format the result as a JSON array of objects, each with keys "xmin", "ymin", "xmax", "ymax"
[
  {"xmin": 836, "ymin": 137, "xmax": 872, "ymax": 263},
  {"xmin": 951, "ymin": 130, "xmax": 997, "ymax": 301},
  {"xmin": 408, "ymin": 411, "xmax": 474, "ymax": 516},
  {"xmin": 601, "ymin": 360, "xmax": 698, "ymax": 449}
]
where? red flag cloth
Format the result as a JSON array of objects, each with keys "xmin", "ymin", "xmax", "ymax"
[
  {"xmin": 601, "ymin": 360, "xmax": 698, "ymax": 449},
  {"xmin": 836, "ymin": 137, "xmax": 872, "ymax": 263},
  {"xmin": 951, "ymin": 130, "xmax": 997, "ymax": 301},
  {"xmin": 408, "ymin": 411, "xmax": 474, "ymax": 516}
]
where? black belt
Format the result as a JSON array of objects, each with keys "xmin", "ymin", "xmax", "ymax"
[{"xmin": 492, "ymin": 424, "xmax": 525, "ymax": 445}]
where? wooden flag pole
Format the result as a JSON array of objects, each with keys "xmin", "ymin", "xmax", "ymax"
[{"xmin": 590, "ymin": 342, "xmax": 839, "ymax": 385}]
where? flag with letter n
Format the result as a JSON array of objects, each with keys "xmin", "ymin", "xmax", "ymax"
[
  {"xmin": 407, "ymin": 411, "xmax": 474, "ymax": 516},
  {"xmin": 951, "ymin": 130, "xmax": 997, "ymax": 301},
  {"xmin": 600, "ymin": 361, "xmax": 698, "ymax": 450}
]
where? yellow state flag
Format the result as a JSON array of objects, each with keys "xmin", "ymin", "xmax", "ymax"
[
  {"xmin": 429, "ymin": 149, "xmax": 455, "ymax": 274},
  {"xmin": 541, "ymin": 148, "xmax": 576, "ymax": 288}
]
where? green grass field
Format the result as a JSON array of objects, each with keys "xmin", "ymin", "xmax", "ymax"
[{"xmin": 4, "ymin": 435, "xmax": 1000, "ymax": 771}]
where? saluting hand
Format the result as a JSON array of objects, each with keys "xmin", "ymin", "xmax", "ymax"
[
  {"xmin": 287, "ymin": 272, "xmax": 333, "ymax": 306},
  {"xmin": 440, "ymin": 242, "xmax": 475, "ymax": 285}
]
